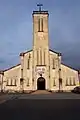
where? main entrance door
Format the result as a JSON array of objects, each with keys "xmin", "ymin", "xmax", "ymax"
[{"xmin": 37, "ymin": 77, "xmax": 45, "ymax": 90}]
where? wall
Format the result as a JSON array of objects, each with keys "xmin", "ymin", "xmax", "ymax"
[
  {"xmin": 49, "ymin": 50, "xmax": 61, "ymax": 91},
  {"xmin": 22, "ymin": 51, "xmax": 33, "ymax": 91},
  {"xmin": 49, "ymin": 50, "xmax": 79, "ymax": 92},
  {"xmin": 33, "ymin": 12, "xmax": 50, "ymax": 90},
  {"xmin": 0, "ymin": 74, "xmax": 3, "ymax": 91},
  {"xmin": 3, "ymin": 64, "xmax": 21, "ymax": 92},
  {"xmin": 61, "ymin": 64, "xmax": 79, "ymax": 91}
]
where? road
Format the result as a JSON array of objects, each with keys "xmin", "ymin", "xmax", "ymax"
[{"xmin": 0, "ymin": 93, "xmax": 80, "ymax": 120}]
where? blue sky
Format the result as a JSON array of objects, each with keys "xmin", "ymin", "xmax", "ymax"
[{"xmin": 0, "ymin": 0, "xmax": 80, "ymax": 70}]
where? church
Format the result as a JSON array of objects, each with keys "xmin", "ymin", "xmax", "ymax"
[{"xmin": 0, "ymin": 5, "xmax": 79, "ymax": 93}]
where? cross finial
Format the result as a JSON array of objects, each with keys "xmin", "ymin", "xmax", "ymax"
[{"xmin": 37, "ymin": 3, "xmax": 43, "ymax": 11}]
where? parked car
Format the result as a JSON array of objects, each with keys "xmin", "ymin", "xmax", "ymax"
[{"xmin": 71, "ymin": 86, "xmax": 80, "ymax": 93}]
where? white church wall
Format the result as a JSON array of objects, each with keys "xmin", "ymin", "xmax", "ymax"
[
  {"xmin": 49, "ymin": 50, "xmax": 61, "ymax": 91},
  {"xmin": 23, "ymin": 51, "xmax": 33, "ymax": 91},
  {"xmin": 61, "ymin": 64, "xmax": 79, "ymax": 91},
  {"xmin": 3, "ymin": 64, "xmax": 21, "ymax": 92},
  {"xmin": 0, "ymin": 74, "xmax": 2, "ymax": 91}
]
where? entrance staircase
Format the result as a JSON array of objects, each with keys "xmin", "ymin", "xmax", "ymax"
[{"xmin": 31, "ymin": 90, "xmax": 52, "ymax": 94}]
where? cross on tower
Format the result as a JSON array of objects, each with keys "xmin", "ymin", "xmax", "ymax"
[{"xmin": 37, "ymin": 3, "xmax": 43, "ymax": 11}]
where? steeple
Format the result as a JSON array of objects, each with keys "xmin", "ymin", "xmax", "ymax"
[
  {"xmin": 32, "ymin": 4, "xmax": 50, "ymax": 90},
  {"xmin": 32, "ymin": 4, "xmax": 49, "ymax": 48},
  {"xmin": 32, "ymin": 4, "xmax": 49, "ymax": 66}
]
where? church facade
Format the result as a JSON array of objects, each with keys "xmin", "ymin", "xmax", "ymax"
[{"xmin": 0, "ymin": 6, "xmax": 79, "ymax": 93}]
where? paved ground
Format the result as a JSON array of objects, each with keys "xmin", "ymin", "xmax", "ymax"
[
  {"xmin": 0, "ymin": 92, "xmax": 80, "ymax": 103},
  {"xmin": 0, "ymin": 92, "xmax": 80, "ymax": 120}
]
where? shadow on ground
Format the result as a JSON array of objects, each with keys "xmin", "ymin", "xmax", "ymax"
[{"xmin": 0, "ymin": 99, "xmax": 80, "ymax": 120}]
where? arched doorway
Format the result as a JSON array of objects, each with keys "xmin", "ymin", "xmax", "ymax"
[{"xmin": 37, "ymin": 77, "xmax": 45, "ymax": 90}]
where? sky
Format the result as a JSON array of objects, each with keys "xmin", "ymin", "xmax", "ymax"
[{"xmin": 0, "ymin": 0, "xmax": 80, "ymax": 70}]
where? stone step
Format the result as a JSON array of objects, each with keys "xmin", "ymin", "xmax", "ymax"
[{"xmin": 31, "ymin": 90, "xmax": 52, "ymax": 94}]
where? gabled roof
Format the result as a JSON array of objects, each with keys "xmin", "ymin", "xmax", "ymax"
[
  {"xmin": 2, "ymin": 49, "xmax": 78, "ymax": 73},
  {"xmin": 61, "ymin": 63, "xmax": 78, "ymax": 72},
  {"xmin": 49, "ymin": 49, "xmax": 62, "ymax": 56},
  {"xmin": 20, "ymin": 49, "xmax": 61, "ymax": 56},
  {"xmin": 3, "ymin": 64, "xmax": 21, "ymax": 72},
  {"xmin": 20, "ymin": 50, "xmax": 32, "ymax": 56}
]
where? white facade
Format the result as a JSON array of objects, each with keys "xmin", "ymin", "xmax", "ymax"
[{"xmin": 0, "ymin": 7, "xmax": 79, "ymax": 93}]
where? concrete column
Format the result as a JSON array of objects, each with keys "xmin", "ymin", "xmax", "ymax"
[
  {"xmin": 20, "ymin": 52, "xmax": 24, "ymax": 92},
  {"xmin": 58, "ymin": 53, "xmax": 62, "ymax": 92},
  {"xmin": 20, "ymin": 52, "xmax": 24, "ymax": 79}
]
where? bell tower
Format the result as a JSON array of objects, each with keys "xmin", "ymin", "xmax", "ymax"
[
  {"xmin": 32, "ymin": 4, "xmax": 49, "ymax": 65},
  {"xmin": 32, "ymin": 4, "xmax": 50, "ymax": 90}
]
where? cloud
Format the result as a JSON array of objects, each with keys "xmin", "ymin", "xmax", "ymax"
[
  {"xmin": 0, "ymin": 0, "xmax": 80, "ymax": 69},
  {"xmin": 49, "ymin": 0, "xmax": 80, "ymax": 69}
]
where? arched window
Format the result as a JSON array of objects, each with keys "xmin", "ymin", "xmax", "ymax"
[
  {"xmin": 38, "ymin": 18, "xmax": 43, "ymax": 32},
  {"xmin": 27, "ymin": 59, "xmax": 29, "ymax": 69},
  {"xmin": 37, "ymin": 50, "xmax": 39, "ymax": 65},
  {"xmin": 44, "ymin": 50, "xmax": 45, "ymax": 65},
  {"xmin": 27, "ymin": 54, "xmax": 30, "ymax": 69},
  {"xmin": 38, "ymin": 18, "xmax": 40, "ymax": 32},
  {"xmin": 11, "ymin": 79, "xmax": 13, "ymax": 86},
  {"xmin": 66, "ymin": 78, "xmax": 68, "ymax": 86},
  {"xmin": 53, "ymin": 59, "xmax": 55, "ymax": 69},
  {"xmin": 6, "ymin": 78, "xmax": 11, "ymax": 86},
  {"xmin": 27, "ymin": 78, "xmax": 29, "ymax": 86},
  {"xmin": 40, "ymin": 49, "xmax": 42, "ymax": 65},
  {"xmin": 14, "ymin": 79, "xmax": 17, "ymax": 86},
  {"xmin": 41, "ymin": 18, "xmax": 43, "ymax": 32},
  {"xmin": 69, "ymin": 77, "xmax": 72, "ymax": 86},
  {"xmin": 6, "ymin": 79, "xmax": 9, "ymax": 86},
  {"xmin": 73, "ymin": 77, "xmax": 76, "ymax": 86},
  {"xmin": 53, "ymin": 77, "xmax": 56, "ymax": 86}
]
